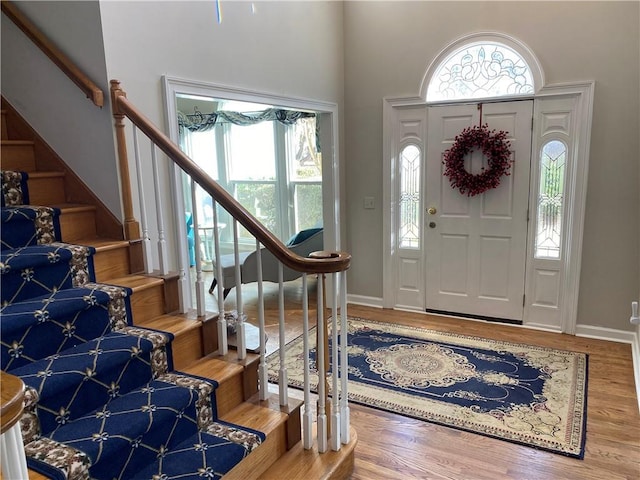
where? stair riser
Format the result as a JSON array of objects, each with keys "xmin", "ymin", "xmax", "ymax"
[
  {"xmin": 27, "ymin": 175, "xmax": 66, "ymax": 205},
  {"xmin": 224, "ymin": 423, "xmax": 288, "ymax": 480},
  {"xmin": 129, "ymin": 283, "xmax": 167, "ymax": 324},
  {"xmin": 170, "ymin": 327, "xmax": 204, "ymax": 371},
  {"xmin": 215, "ymin": 374, "xmax": 244, "ymax": 418},
  {"xmin": 93, "ymin": 246, "xmax": 131, "ymax": 282},
  {"xmin": 59, "ymin": 209, "xmax": 97, "ymax": 241},
  {"xmin": 1, "ymin": 143, "xmax": 36, "ymax": 171},
  {"xmin": 1, "ymin": 111, "xmax": 8, "ymax": 140}
]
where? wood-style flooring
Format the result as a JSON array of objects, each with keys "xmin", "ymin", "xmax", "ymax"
[{"xmin": 198, "ymin": 271, "xmax": 640, "ymax": 480}]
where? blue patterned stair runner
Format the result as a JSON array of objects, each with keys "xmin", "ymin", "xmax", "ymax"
[
  {"xmin": 0, "ymin": 171, "xmax": 265, "ymax": 479},
  {"xmin": 1, "ymin": 205, "xmax": 62, "ymax": 250},
  {"xmin": 1, "ymin": 170, "xmax": 30, "ymax": 206},
  {"xmin": 1, "ymin": 282, "xmax": 132, "ymax": 370}
]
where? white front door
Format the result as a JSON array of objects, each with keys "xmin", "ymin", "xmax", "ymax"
[{"xmin": 425, "ymin": 101, "xmax": 533, "ymax": 321}]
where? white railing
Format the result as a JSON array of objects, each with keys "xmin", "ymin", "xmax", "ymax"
[{"xmin": 110, "ymin": 80, "xmax": 351, "ymax": 453}]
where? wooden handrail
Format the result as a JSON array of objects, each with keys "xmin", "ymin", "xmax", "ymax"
[
  {"xmin": 110, "ymin": 80, "xmax": 350, "ymax": 275},
  {"xmin": 1, "ymin": 0, "xmax": 104, "ymax": 107},
  {"xmin": 1, "ymin": 371, "xmax": 25, "ymax": 435}
]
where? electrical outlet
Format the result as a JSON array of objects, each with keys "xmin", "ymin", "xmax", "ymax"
[{"xmin": 364, "ymin": 196, "xmax": 375, "ymax": 209}]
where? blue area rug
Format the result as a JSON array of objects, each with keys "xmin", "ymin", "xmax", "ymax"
[{"xmin": 267, "ymin": 316, "xmax": 588, "ymax": 458}]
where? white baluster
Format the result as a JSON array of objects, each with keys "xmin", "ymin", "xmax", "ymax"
[
  {"xmin": 190, "ymin": 181, "xmax": 205, "ymax": 317},
  {"xmin": 301, "ymin": 273, "xmax": 313, "ymax": 449},
  {"xmin": 212, "ymin": 200, "xmax": 227, "ymax": 355},
  {"xmin": 132, "ymin": 125, "xmax": 152, "ymax": 274},
  {"xmin": 316, "ymin": 275, "xmax": 327, "ymax": 453},
  {"xmin": 256, "ymin": 240, "xmax": 268, "ymax": 400},
  {"xmin": 278, "ymin": 263, "xmax": 288, "ymax": 407},
  {"xmin": 340, "ymin": 271, "xmax": 350, "ymax": 443},
  {"xmin": 0, "ymin": 423, "xmax": 28, "ymax": 480},
  {"xmin": 151, "ymin": 145, "xmax": 168, "ymax": 275},
  {"xmin": 331, "ymin": 272, "xmax": 341, "ymax": 450},
  {"xmin": 233, "ymin": 219, "xmax": 246, "ymax": 359}
]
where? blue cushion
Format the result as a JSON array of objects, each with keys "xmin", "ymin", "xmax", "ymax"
[{"xmin": 286, "ymin": 227, "xmax": 322, "ymax": 247}]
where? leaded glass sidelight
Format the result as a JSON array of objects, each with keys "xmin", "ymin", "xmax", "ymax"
[
  {"xmin": 427, "ymin": 43, "xmax": 534, "ymax": 102},
  {"xmin": 399, "ymin": 145, "xmax": 421, "ymax": 249},
  {"xmin": 535, "ymin": 140, "xmax": 567, "ymax": 258}
]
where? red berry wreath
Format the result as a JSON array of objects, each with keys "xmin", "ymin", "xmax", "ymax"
[{"xmin": 443, "ymin": 124, "xmax": 512, "ymax": 196}]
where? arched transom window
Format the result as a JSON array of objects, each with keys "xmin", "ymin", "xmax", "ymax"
[{"xmin": 427, "ymin": 41, "xmax": 536, "ymax": 102}]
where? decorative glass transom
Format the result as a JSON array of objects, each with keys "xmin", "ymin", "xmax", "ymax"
[
  {"xmin": 535, "ymin": 140, "xmax": 566, "ymax": 259},
  {"xmin": 399, "ymin": 145, "xmax": 421, "ymax": 249},
  {"xmin": 427, "ymin": 42, "xmax": 534, "ymax": 102}
]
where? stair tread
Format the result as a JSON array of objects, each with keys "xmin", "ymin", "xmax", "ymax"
[
  {"xmin": 180, "ymin": 355, "xmax": 245, "ymax": 385},
  {"xmin": 137, "ymin": 313, "xmax": 202, "ymax": 336},
  {"xmin": 74, "ymin": 237, "xmax": 129, "ymax": 250},
  {"xmin": 107, "ymin": 274, "xmax": 164, "ymax": 290},
  {"xmin": 1, "ymin": 139, "xmax": 34, "ymax": 145},
  {"xmin": 24, "ymin": 170, "xmax": 65, "ymax": 178},
  {"xmin": 221, "ymin": 400, "xmax": 288, "ymax": 435},
  {"xmin": 52, "ymin": 203, "xmax": 96, "ymax": 212}
]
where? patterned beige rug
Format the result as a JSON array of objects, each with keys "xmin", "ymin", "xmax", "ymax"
[{"xmin": 267, "ymin": 316, "xmax": 588, "ymax": 458}]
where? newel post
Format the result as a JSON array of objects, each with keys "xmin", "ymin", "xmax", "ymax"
[{"xmin": 110, "ymin": 80, "xmax": 140, "ymax": 240}]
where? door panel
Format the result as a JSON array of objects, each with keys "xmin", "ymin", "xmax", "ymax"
[{"xmin": 425, "ymin": 101, "xmax": 533, "ymax": 321}]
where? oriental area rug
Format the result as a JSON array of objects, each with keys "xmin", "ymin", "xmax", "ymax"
[{"xmin": 266, "ymin": 317, "xmax": 588, "ymax": 458}]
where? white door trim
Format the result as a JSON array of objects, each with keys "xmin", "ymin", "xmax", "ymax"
[{"xmin": 383, "ymin": 81, "xmax": 594, "ymax": 334}]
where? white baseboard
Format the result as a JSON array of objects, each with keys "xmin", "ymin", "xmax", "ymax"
[
  {"xmin": 571, "ymin": 324, "xmax": 640, "ymax": 413},
  {"xmin": 346, "ymin": 294, "xmax": 383, "ymax": 308}
]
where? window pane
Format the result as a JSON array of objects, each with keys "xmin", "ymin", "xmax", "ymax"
[
  {"xmin": 294, "ymin": 183, "xmax": 322, "ymax": 232},
  {"xmin": 535, "ymin": 140, "xmax": 566, "ymax": 259},
  {"xmin": 188, "ymin": 130, "xmax": 218, "ymax": 179},
  {"xmin": 427, "ymin": 42, "xmax": 534, "ymax": 102},
  {"xmin": 228, "ymin": 122, "xmax": 276, "ymax": 181},
  {"xmin": 290, "ymin": 117, "xmax": 322, "ymax": 181},
  {"xmin": 399, "ymin": 145, "xmax": 421, "ymax": 249},
  {"xmin": 234, "ymin": 182, "xmax": 277, "ymax": 240}
]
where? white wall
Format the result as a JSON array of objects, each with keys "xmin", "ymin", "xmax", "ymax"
[
  {"xmin": 343, "ymin": 1, "xmax": 639, "ymax": 331},
  {"xmin": 98, "ymin": 0, "xmax": 345, "ymax": 268},
  {"xmin": 1, "ymin": 1, "xmax": 120, "ymax": 217}
]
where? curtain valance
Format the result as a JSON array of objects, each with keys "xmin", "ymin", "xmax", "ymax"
[{"xmin": 178, "ymin": 108, "xmax": 315, "ymax": 133}]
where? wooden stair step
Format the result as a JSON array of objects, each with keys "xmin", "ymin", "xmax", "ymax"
[
  {"xmin": 258, "ymin": 425, "xmax": 358, "ymax": 480},
  {"xmin": 181, "ymin": 355, "xmax": 245, "ymax": 417},
  {"xmin": 107, "ymin": 274, "xmax": 166, "ymax": 323},
  {"xmin": 26, "ymin": 171, "xmax": 66, "ymax": 205},
  {"xmin": 1, "ymin": 110, "xmax": 8, "ymax": 140},
  {"xmin": 137, "ymin": 312, "xmax": 204, "ymax": 370},
  {"xmin": 55, "ymin": 203, "xmax": 97, "ymax": 241},
  {"xmin": 222, "ymin": 400, "xmax": 290, "ymax": 480},
  {"xmin": 76, "ymin": 237, "xmax": 132, "ymax": 281},
  {"xmin": 1, "ymin": 140, "xmax": 36, "ymax": 171}
]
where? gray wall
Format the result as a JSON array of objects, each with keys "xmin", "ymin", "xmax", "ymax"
[
  {"xmin": 1, "ymin": 1, "xmax": 120, "ymax": 216},
  {"xmin": 343, "ymin": 1, "xmax": 640, "ymax": 331}
]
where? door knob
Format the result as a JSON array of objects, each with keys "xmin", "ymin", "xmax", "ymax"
[
  {"xmin": 428, "ymin": 222, "xmax": 436, "ymax": 228},
  {"xmin": 427, "ymin": 207, "xmax": 437, "ymax": 215}
]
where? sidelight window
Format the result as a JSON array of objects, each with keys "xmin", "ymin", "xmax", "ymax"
[
  {"xmin": 535, "ymin": 140, "xmax": 567, "ymax": 258},
  {"xmin": 399, "ymin": 144, "xmax": 421, "ymax": 249}
]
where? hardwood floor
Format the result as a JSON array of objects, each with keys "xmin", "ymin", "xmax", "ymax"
[{"xmin": 197, "ymin": 271, "xmax": 640, "ymax": 479}]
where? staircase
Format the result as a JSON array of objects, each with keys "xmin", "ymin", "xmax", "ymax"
[{"xmin": 0, "ymin": 101, "xmax": 354, "ymax": 479}]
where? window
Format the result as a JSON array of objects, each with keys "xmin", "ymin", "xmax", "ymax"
[
  {"xmin": 399, "ymin": 144, "xmax": 421, "ymax": 249},
  {"xmin": 535, "ymin": 140, "xmax": 566, "ymax": 258},
  {"xmin": 427, "ymin": 42, "xmax": 534, "ymax": 102},
  {"xmin": 177, "ymin": 96, "xmax": 322, "ymax": 247}
]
